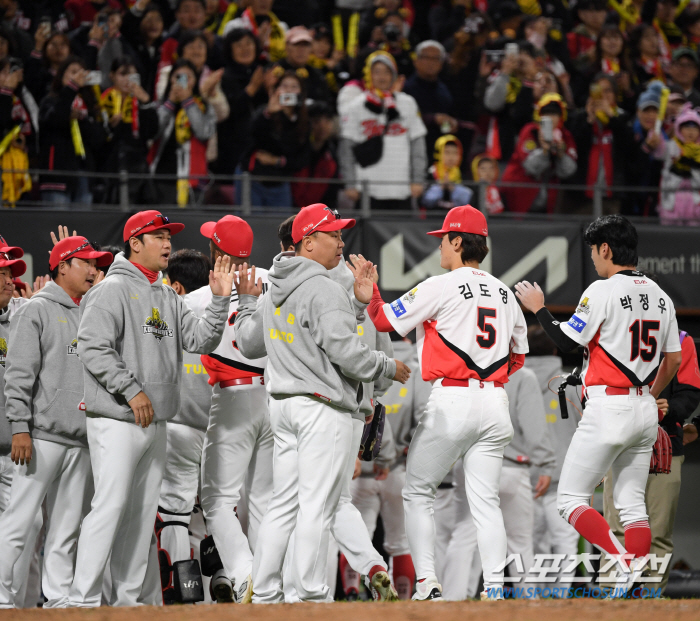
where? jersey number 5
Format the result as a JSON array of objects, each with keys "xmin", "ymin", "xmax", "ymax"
[
  {"xmin": 629, "ymin": 319, "xmax": 660, "ymax": 362},
  {"xmin": 477, "ymin": 307, "xmax": 497, "ymax": 349}
]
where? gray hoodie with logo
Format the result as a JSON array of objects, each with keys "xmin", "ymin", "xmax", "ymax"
[
  {"xmin": 77, "ymin": 253, "xmax": 227, "ymax": 423},
  {"xmin": 235, "ymin": 253, "xmax": 397, "ymax": 414},
  {"xmin": 4, "ymin": 283, "xmax": 87, "ymax": 447},
  {"xmin": 0, "ymin": 297, "xmax": 28, "ymax": 455}
]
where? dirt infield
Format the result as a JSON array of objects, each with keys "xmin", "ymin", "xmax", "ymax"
[{"xmin": 3, "ymin": 600, "xmax": 700, "ymax": 621}]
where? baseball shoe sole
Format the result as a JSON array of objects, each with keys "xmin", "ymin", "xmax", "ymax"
[
  {"xmin": 211, "ymin": 569, "xmax": 234, "ymax": 603},
  {"xmin": 368, "ymin": 571, "xmax": 399, "ymax": 601},
  {"xmin": 235, "ymin": 575, "xmax": 253, "ymax": 604}
]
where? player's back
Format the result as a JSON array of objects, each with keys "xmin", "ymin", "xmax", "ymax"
[
  {"xmin": 388, "ymin": 267, "xmax": 527, "ymax": 383},
  {"xmin": 563, "ymin": 270, "xmax": 679, "ymax": 388}
]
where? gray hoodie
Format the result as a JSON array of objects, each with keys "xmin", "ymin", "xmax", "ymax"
[
  {"xmin": 502, "ymin": 367, "xmax": 556, "ymax": 476},
  {"xmin": 77, "ymin": 253, "xmax": 227, "ymax": 423},
  {"xmin": 235, "ymin": 253, "xmax": 396, "ymax": 414},
  {"xmin": 171, "ymin": 351, "xmax": 212, "ymax": 432},
  {"xmin": 4, "ymin": 283, "xmax": 87, "ymax": 447},
  {"xmin": 329, "ymin": 261, "xmax": 394, "ymax": 421},
  {"xmin": 0, "ymin": 297, "xmax": 28, "ymax": 455},
  {"xmin": 524, "ymin": 356, "xmax": 580, "ymax": 484}
]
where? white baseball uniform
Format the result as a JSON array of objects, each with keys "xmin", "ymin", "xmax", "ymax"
[
  {"xmin": 189, "ymin": 276, "xmax": 274, "ymax": 594},
  {"xmin": 157, "ymin": 346, "xmax": 212, "ymax": 571},
  {"xmin": 0, "ymin": 297, "xmax": 43, "ymax": 608},
  {"xmin": 556, "ymin": 271, "xmax": 681, "ymax": 528},
  {"xmin": 381, "ymin": 267, "xmax": 528, "ymax": 593},
  {"xmin": 525, "ymin": 355, "xmax": 580, "ymax": 592}
]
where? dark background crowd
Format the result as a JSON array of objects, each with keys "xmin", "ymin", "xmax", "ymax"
[{"xmin": 2, "ymin": 0, "xmax": 700, "ymax": 220}]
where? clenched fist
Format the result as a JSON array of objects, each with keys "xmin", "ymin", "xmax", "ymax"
[{"xmin": 393, "ymin": 360, "xmax": 411, "ymax": 384}]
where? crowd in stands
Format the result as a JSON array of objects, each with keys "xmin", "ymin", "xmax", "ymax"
[{"xmin": 2, "ymin": 0, "xmax": 700, "ymax": 220}]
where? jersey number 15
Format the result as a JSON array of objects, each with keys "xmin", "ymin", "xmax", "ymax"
[{"xmin": 629, "ymin": 319, "xmax": 660, "ymax": 362}]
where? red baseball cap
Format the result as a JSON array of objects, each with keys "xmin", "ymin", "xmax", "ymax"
[
  {"xmin": 427, "ymin": 205, "xmax": 488, "ymax": 238},
  {"xmin": 200, "ymin": 216, "xmax": 254, "ymax": 258},
  {"xmin": 49, "ymin": 236, "xmax": 114, "ymax": 270},
  {"xmin": 291, "ymin": 203, "xmax": 356, "ymax": 245},
  {"xmin": 0, "ymin": 234, "xmax": 26, "ymax": 277},
  {"xmin": 123, "ymin": 210, "xmax": 185, "ymax": 242}
]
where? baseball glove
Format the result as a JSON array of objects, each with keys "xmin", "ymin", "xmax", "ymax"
[
  {"xmin": 359, "ymin": 402, "xmax": 386, "ymax": 462},
  {"xmin": 649, "ymin": 426, "xmax": 672, "ymax": 474}
]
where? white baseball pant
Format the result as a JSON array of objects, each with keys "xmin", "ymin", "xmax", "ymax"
[
  {"xmin": 158, "ymin": 423, "xmax": 206, "ymax": 564},
  {"xmin": 200, "ymin": 382, "xmax": 273, "ymax": 590},
  {"xmin": 284, "ymin": 418, "xmax": 387, "ymax": 602},
  {"xmin": 557, "ymin": 389, "xmax": 657, "ymax": 526},
  {"xmin": 350, "ymin": 464, "xmax": 410, "ymax": 557},
  {"xmin": 403, "ymin": 382, "xmax": 513, "ymax": 593},
  {"xmin": 0, "ymin": 439, "xmax": 91, "ymax": 608},
  {"xmin": 252, "ymin": 396, "xmax": 354, "ymax": 603},
  {"xmin": 533, "ymin": 487, "xmax": 580, "ymax": 591},
  {"xmin": 69, "ymin": 418, "xmax": 167, "ymax": 607},
  {"xmin": 433, "ymin": 485, "xmax": 456, "ymax": 583}
]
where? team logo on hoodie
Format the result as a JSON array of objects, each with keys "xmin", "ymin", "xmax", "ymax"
[
  {"xmin": 0, "ymin": 337, "xmax": 6, "ymax": 367},
  {"xmin": 67, "ymin": 338, "xmax": 78, "ymax": 355},
  {"xmin": 143, "ymin": 307, "xmax": 173, "ymax": 341}
]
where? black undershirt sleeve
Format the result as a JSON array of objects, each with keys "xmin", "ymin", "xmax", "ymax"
[{"xmin": 535, "ymin": 308, "xmax": 580, "ymax": 353}]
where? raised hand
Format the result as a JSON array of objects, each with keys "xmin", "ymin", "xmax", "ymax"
[
  {"xmin": 209, "ymin": 255, "xmax": 235, "ymax": 298},
  {"xmin": 514, "ymin": 281, "xmax": 545, "ymax": 313},
  {"xmin": 234, "ymin": 262, "xmax": 263, "ymax": 297},
  {"xmin": 352, "ymin": 259, "xmax": 375, "ymax": 304},
  {"xmin": 50, "ymin": 225, "xmax": 78, "ymax": 246}
]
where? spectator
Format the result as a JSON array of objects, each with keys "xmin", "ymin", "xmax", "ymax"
[
  {"xmin": 629, "ymin": 23, "xmax": 666, "ymax": 89},
  {"xmin": 471, "ymin": 154, "xmax": 504, "ymax": 214},
  {"xmin": 664, "ymin": 89, "xmax": 687, "ymax": 137},
  {"xmin": 24, "ymin": 31, "xmax": 70, "ymax": 105},
  {"xmin": 224, "ymin": 0, "xmax": 287, "ymax": 63},
  {"xmin": 429, "ymin": 0, "xmax": 474, "ymax": 44},
  {"xmin": 667, "ymin": 47, "xmax": 700, "ymax": 107},
  {"xmin": 213, "ymin": 27, "xmax": 266, "ymax": 176},
  {"xmin": 0, "ymin": 58, "xmax": 33, "ymax": 205},
  {"xmin": 658, "ymin": 104, "xmax": 700, "ymax": 225},
  {"xmin": 483, "ymin": 41, "xmax": 541, "ymax": 162},
  {"xmin": 149, "ymin": 58, "xmax": 216, "ymax": 206},
  {"xmin": 404, "ymin": 40, "xmax": 456, "ymax": 160},
  {"xmin": 99, "ymin": 57, "xmax": 159, "ymax": 204},
  {"xmin": 357, "ymin": 10, "xmax": 414, "ymax": 79},
  {"xmin": 568, "ymin": 73, "xmax": 628, "ymax": 207},
  {"xmin": 619, "ymin": 81, "xmax": 665, "ymax": 216},
  {"xmin": 291, "ymin": 101, "xmax": 339, "ymax": 207},
  {"xmin": 38, "ymin": 55, "xmax": 106, "ymax": 207},
  {"xmin": 567, "ymin": 0, "xmax": 608, "ymax": 76},
  {"xmin": 501, "ymin": 93, "xmax": 577, "ymax": 212},
  {"xmin": 278, "ymin": 26, "xmax": 332, "ymax": 103},
  {"xmin": 423, "ymin": 134, "xmax": 473, "ymax": 210},
  {"xmin": 64, "ymin": 0, "xmax": 122, "ymax": 32},
  {"xmin": 246, "ymin": 69, "xmax": 310, "ymax": 207},
  {"xmin": 339, "ymin": 51, "xmax": 426, "ymax": 210},
  {"xmin": 160, "ymin": 0, "xmax": 208, "ymax": 69},
  {"xmin": 677, "ymin": 8, "xmax": 700, "ymax": 51},
  {"xmin": 0, "ymin": 55, "xmax": 38, "ymax": 161},
  {"xmin": 120, "ymin": 0, "xmax": 164, "ymax": 98},
  {"xmin": 308, "ymin": 23, "xmax": 348, "ymax": 94},
  {"xmin": 0, "ymin": 27, "xmax": 14, "ymax": 64},
  {"xmin": 489, "ymin": 1, "xmax": 525, "ymax": 38},
  {"xmin": 95, "ymin": 8, "xmax": 135, "ymax": 89},
  {"xmin": 0, "ymin": 0, "xmax": 32, "ymax": 61}
]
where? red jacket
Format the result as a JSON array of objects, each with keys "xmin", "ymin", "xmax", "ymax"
[{"xmin": 501, "ymin": 122, "xmax": 577, "ymax": 213}]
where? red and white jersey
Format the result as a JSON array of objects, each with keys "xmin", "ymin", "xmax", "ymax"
[
  {"xmin": 560, "ymin": 270, "xmax": 681, "ymax": 389},
  {"xmin": 186, "ymin": 267, "xmax": 269, "ymax": 385},
  {"xmin": 383, "ymin": 267, "xmax": 528, "ymax": 383}
]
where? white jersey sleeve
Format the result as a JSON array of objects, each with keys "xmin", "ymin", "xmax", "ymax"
[
  {"xmin": 382, "ymin": 277, "xmax": 444, "ymax": 338},
  {"xmin": 560, "ymin": 280, "xmax": 608, "ymax": 347}
]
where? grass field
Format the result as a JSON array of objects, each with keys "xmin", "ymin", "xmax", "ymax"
[{"xmin": 3, "ymin": 600, "xmax": 700, "ymax": 621}]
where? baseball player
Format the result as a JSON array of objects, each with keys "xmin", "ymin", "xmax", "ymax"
[
  {"xmin": 603, "ymin": 328, "xmax": 700, "ymax": 591},
  {"xmin": 441, "ymin": 366, "xmax": 556, "ymax": 599},
  {"xmin": 0, "ymin": 237, "xmax": 43, "ymax": 609},
  {"xmin": 156, "ymin": 249, "xmax": 213, "ymax": 604},
  {"xmin": 365, "ymin": 205, "xmax": 528, "ymax": 600},
  {"xmin": 0, "ymin": 237, "xmax": 112, "ymax": 608},
  {"xmin": 343, "ymin": 337, "xmax": 418, "ymax": 600},
  {"xmin": 276, "ymin": 227, "xmax": 401, "ymax": 603},
  {"xmin": 188, "ymin": 216, "xmax": 274, "ymax": 604},
  {"xmin": 525, "ymin": 325, "xmax": 581, "ymax": 592},
  {"xmin": 234, "ymin": 203, "xmax": 409, "ymax": 603},
  {"xmin": 515, "ymin": 214, "xmax": 683, "ymax": 592},
  {"xmin": 68, "ymin": 211, "xmax": 233, "ymax": 607}
]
